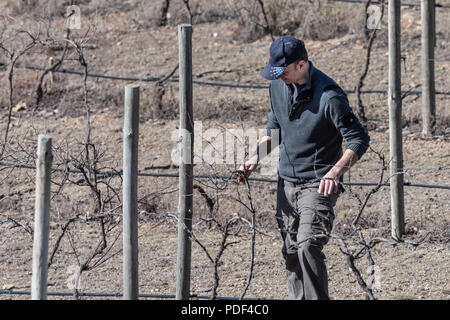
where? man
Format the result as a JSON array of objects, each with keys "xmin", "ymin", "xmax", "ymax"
[{"xmin": 239, "ymin": 36, "xmax": 370, "ymax": 300}]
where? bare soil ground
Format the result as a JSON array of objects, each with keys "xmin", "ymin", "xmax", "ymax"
[{"xmin": 0, "ymin": 1, "xmax": 449, "ymax": 300}]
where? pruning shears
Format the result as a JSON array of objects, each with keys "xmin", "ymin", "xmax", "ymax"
[{"xmin": 237, "ymin": 165, "xmax": 250, "ymax": 184}]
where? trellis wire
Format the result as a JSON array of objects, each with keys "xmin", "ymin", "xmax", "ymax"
[
  {"xmin": 0, "ymin": 62, "xmax": 449, "ymax": 95},
  {"xmin": 0, "ymin": 289, "xmax": 277, "ymax": 300},
  {"xmin": 331, "ymin": 0, "xmax": 450, "ymax": 8},
  {"xmin": 0, "ymin": 161, "xmax": 449, "ymax": 190}
]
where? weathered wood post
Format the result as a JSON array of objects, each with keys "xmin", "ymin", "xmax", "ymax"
[
  {"xmin": 421, "ymin": 0, "xmax": 436, "ymax": 138},
  {"xmin": 31, "ymin": 135, "xmax": 52, "ymax": 300},
  {"xmin": 123, "ymin": 84, "xmax": 140, "ymax": 300},
  {"xmin": 176, "ymin": 23, "xmax": 194, "ymax": 300},
  {"xmin": 388, "ymin": 0, "xmax": 405, "ymax": 240}
]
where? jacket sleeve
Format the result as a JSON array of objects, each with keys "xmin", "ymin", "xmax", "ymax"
[
  {"xmin": 325, "ymin": 94, "xmax": 370, "ymax": 159},
  {"xmin": 265, "ymin": 82, "xmax": 281, "ymax": 138}
]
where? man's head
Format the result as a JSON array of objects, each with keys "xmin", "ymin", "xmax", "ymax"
[{"xmin": 260, "ymin": 36, "xmax": 309, "ymax": 84}]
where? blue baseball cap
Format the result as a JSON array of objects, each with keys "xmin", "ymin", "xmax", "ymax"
[{"xmin": 260, "ymin": 36, "xmax": 308, "ymax": 80}]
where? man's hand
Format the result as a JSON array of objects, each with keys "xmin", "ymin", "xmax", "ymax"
[
  {"xmin": 318, "ymin": 169, "xmax": 340, "ymax": 196},
  {"xmin": 317, "ymin": 149, "xmax": 359, "ymax": 196},
  {"xmin": 238, "ymin": 156, "xmax": 258, "ymax": 183},
  {"xmin": 237, "ymin": 135, "xmax": 274, "ymax": 183}
]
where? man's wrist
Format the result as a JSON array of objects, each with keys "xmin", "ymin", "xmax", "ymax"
[
  {"xmin": 248, "ymin": 153, "xmax": 259, "ymax": 165},
  {"xmin": 328, "ymin": 166, "xmax": 342, "ymax": 179}
]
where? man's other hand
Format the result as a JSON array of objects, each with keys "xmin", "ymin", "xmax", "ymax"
[{"xmin": 318, "ymin": 170, "xmax": 340, "ymax": 196}]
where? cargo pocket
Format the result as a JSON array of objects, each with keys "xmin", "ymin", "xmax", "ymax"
[{"xmin": 297, "ymin": 190, "xmax": 337, "ymax": 246}]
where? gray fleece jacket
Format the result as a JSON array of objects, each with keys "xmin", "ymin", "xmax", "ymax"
[{"xmin": 265, "ymin": 61, "xmax": 370, "ymax": 183}]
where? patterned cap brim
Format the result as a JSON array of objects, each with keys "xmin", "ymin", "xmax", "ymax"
[{"xmin": 260, "ymin": 63, "xmax": 286, "ymax": 80}]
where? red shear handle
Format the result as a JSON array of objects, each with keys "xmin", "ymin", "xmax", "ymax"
[{"xmin": 237, "ymin": 165, "xmax": 250, "ymax": 183}]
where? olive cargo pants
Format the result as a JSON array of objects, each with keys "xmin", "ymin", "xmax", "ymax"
[{"xmin": 276, "ymin": 178, "xmax": 339, "ymax": 300}]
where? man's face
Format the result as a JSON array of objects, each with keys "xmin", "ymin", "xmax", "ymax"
[{"xmin": 279, "ymin": 60, "xmax": 305, "ymax": 85}]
